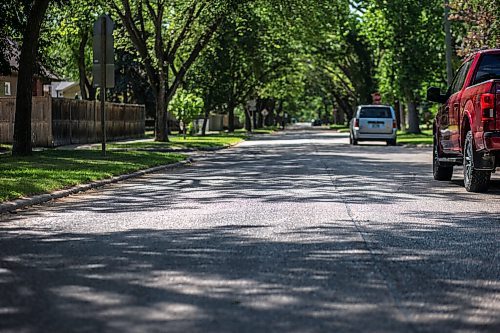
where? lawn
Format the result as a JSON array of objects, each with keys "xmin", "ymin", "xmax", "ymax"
[
  {"xmin": 109, "ymin": 133, "xmax": 247, "ymax": 150},
  {"xmin": 329, "ymin": 124, "xmax": 349, "ymax": 131},
  {"xmin": 0, "ymin": 144, "xmax": 11, "ymax": 152},
  {"xmin": 328, "ymin": 125, "xmax": 432, "ymax": 144},
  {"xmin": 0, "ymin": 150, "xmax": 185, "ymax": 202},
  {"xmin": 397, "ymin": 129, "xmax": 433, "ymax": 145}
]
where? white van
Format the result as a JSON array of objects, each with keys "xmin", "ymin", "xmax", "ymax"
[{"xmin": 349, "ymin": 105, "xmax": 398, "ymax": 146}]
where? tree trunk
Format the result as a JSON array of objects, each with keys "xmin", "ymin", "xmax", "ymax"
[
  {"xmin": 78, "ymin": 30, "xmax": 89, "ymax": 100},
  {"xmin": 228, "ymin": 102, "xmax": 235, "ymax": 133},
  {"xmin": 202, "ymin": 107, "xmax": 210, "ymax": 136},
  {"xmin": 12, "ymin": 0, "xmax": 51, "ymax": 156},
  {"xmin": 406, "ymin": 97, "xmax": 421, "ymax": 134},
  {"xmin": 257, "ymin": 111, "xmax": 263, "ymax": 129},
  {"xmin": 394, "ymin": 100, "xmax": 401, "ymax": 130},
  {"xmin": 323, "ymin": 101, "xmax": 328, "ymax": 123},
  {"xmin": 154, "ymin": 68, "xmax": 169, "ymax": 141},
  {"xmin": 276, "ymin": 100, "xmax": 283, "ymax": 127},
  {"xmin": 245, "ymin": 108, "xmax": 252, "ymax": 132},
  {"xmin": 155, "ymin": 88, "xmax": 168, "ymax": 142},
  {"xmin": 339, "ymin": 109, "xmax": 345, "ymax": 125},
  {"xmin": 86, "ymin": 80, "xmax": 96, "ymax": 100},
  {"xmin": 253, "ymin": 108, "xmax": 257, "ymax": 130},
  {"xmin": 331, "ymin": 92, "xmax": 350, "ymax": 123}
]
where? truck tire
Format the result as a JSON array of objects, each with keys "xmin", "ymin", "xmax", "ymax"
[
  {"xmin": 387, "ymin": 139, "xmax": 397, "ymax": 146},
  {"xmin": 464, "ymin": 131, "xmax": 491, "ymax": 193},
  {"xmin": 433, "ymin": 135, "xmax": 453, "ymax": 181}
]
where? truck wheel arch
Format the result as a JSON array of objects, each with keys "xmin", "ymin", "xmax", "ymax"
[{"xmin": 461, "ymin": 107, "xmax": 474, "ymax": 150}]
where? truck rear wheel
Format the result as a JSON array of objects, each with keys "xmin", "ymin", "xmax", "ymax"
[
  {"xmin": 464, "ymin": 131, "xmax": 491, "ymax": 193},
  {"xmin": 433, "ymin": 136, "xmax": 453, "ymax": 181}
]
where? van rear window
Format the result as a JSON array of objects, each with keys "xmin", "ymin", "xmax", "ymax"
[
  {"xmin": 473, "ymin": 54, "xmax": 500, "ymax": 85},
  {"xmin": 359, "ymin": 107, "xmax": 392, "ymax": 118}
]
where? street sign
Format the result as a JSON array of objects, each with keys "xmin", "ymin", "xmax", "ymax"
[
  {"xmin": 93, "ymin": 15, "xmax": 115, "ymax": 88},
  {"xmin": 247, "ymin": 100, "xmax": 257, "ymax": 112},
  {"xmin": 261, "ymin": 108, "xmax": 269, "ymax": 117},
  {"xmin": 372, "ymin": 92, "xmax": 382, "ymax": 105}
]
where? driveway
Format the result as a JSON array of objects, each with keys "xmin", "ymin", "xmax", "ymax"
[{"xmin": 0, "ymin": 130, "xmax": 499, "ymax": 332}]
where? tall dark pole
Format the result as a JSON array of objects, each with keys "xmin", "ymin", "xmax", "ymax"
[
  {"xmin": 444, "ymin": 0, "xmax": 454, "ymax": 86},
  {"xmin": 100, "ymin": 16, "xmax": 107, "ymax": 156}
]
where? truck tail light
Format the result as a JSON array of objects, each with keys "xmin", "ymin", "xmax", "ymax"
[
  {"xmin": 354, "ymin": 119, "xmax": 359, "ymax": 129},
  {"xmin": 393, "ymin": 120, "xmax": 397, "ymax": 129},
  {"xmin": 481, "ymin": 93, "xmax": 495, "ymax": 120}
]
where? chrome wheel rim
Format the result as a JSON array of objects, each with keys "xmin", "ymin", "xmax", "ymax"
[
  {"xmin": 433, "ymin": 139, "xmax": 439, "ymax": 173},
  {"xmin": 464, "ymin": 139, "xmax": 473, "ymax": 186}
]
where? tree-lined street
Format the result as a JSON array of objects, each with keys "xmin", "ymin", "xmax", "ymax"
[
  {"xmin": 1, "ymin": 129, "xmax": 499, "ymax": 332},
  {"xmin": 1, "ymin": 0, "xmax": 500, "ymax": 331}
]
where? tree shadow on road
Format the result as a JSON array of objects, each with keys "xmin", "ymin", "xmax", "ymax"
[
  {"xmin": 1, "ymin": 132, "xmax": 499, "ymax": 332},
  {"xmin": 0, "ymin": 213, "xmax": 499, "ymax": 332},
  {"xmin": 16, "ymin": 138, "xmax": 497, "ymax": 216}
]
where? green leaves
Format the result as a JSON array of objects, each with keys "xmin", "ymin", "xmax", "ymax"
[
  {"xmin": 449, "ymin": 0, "xmax": 499, "ymax": 57},
  {"xmin": 170, "ymin": 89, "xmax": 204, "ymax": 136},
  {"xmin": 361, "ymin": 0, "xmax": 447, "ymax": 101}
]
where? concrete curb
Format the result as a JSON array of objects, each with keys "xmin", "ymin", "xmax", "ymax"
[
  {"xmin": 0, "ymin": 158, "xmax": 193, "ymax": 214},
  {"xmin": 0, "ymin": 136, "xmax": 247, "ymax": 214},
  {"xmin": 401, "ymin": 144, "xmax": 432, "ymax": 149}
]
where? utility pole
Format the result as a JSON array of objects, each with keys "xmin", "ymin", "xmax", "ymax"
[{"xmin": 444, "ymin": 0, "xmax": 454, "ymax": 86}]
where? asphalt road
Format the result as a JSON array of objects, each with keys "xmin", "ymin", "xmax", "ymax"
[{"xmin": 1, "ymin": 129, "xmax": 499, "ymax": 333}]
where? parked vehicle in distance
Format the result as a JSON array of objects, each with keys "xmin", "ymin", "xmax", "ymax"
[
  {"xmin": 428, "ymin": 49, "xmax": 500, "ymax": 192},
  {"xmin": 311, "ymin": 119, "xmax": 322, "ymax": 126},
  {"xmin": 349, "ymin": 105, "xmax": 397, "ymax": 146}
]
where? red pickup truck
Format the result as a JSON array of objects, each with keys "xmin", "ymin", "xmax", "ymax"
[{"xmin": 428, "ymin": 49, "xmax": 500, "ymax": 192}]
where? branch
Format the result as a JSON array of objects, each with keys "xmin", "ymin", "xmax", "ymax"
[
  {"xmin": 145, "ymin": 0, "xmax": 166, "ymax": 71},
  {"xmin": 112, "ymin": 0, "xmax": 160, "ymax": 92},
  {"xmin": 320, "ymin": 64, "xmax": 358, "ymax": 101},
  {"xmin": 166, "ymin": 16, "xmax": 223, "ymax": 101},
  {"xmin": 166, "ymin": 2, "xmax": 207, "ymax": 62}
]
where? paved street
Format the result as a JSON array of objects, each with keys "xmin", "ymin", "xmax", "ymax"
[{"xmin": 1, "ymin": 129, "xmax": 499, "ymax": 333}]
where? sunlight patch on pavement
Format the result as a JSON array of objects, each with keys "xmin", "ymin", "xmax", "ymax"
[
  {"xmin": 52, "ymin": 285, "xmax": 131, "ymax": 306},
  {"xmin": 240, "ymin": 138, "xmax": 343, "ymax": 147}
]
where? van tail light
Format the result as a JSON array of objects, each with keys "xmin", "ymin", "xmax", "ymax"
[
  {"xmin": 393, "ymin": 120, "xmax": 397, "ymax": 129},
  {"xmin": 354, "ymin": 119, "xmax": 359, "ymax": 129},
  {"xmin": 481, "ymin": 93, "xmax": 495, "ymax": 120}
]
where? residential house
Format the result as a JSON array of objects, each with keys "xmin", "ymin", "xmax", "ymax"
[
  {"xmin": 50, "ymin": 81, "xmax": 82, "ymax": 99},
  {"xmin": 0, "ymin": 38, "xmax": 59, "ymax": 97}
]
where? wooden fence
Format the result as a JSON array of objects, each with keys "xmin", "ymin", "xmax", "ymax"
[
  {"xmin": 0, "ymin": 96, "xmax": 145, "ymax": 147},
  {"xmin": 0, "ymin": 96, "xmax": 53, "ymax": 147}
]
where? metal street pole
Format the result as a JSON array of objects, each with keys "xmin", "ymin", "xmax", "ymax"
[
  {"xmin": 100, "ymin": 16, "xmax": 107, "ymax": 156},
  {"xmin": 444, "ymin": 0, "xmax": 454, "ymax": 86}
]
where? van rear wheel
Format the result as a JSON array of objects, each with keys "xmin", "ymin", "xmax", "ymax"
[{"xmin": 349, "ymin": 133, "xmax": 358, "ymax": 145}]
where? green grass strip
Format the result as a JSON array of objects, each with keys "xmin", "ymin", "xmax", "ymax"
[
  {"xmin": 0, "ymin": 150, "xmax": 185, "ymax": 202},
  {"xmin": 397, "ymin": 129, "xmax": 433, "ymax": 145},
  {"xmin": 329, "ymin": 124, "xmax": 349, "ymax": 131},
  {"xmin": 0, "ymin": 144, "xmax": 12, "ymax": 152},
  {"xmin": 109, "ymin": 134, "xmax": 247, "ymax": 150}
]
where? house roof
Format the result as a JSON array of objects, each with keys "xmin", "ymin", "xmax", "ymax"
[
  {"xmin": 2, "ymin": 37, "xmax": 60, "ymax": 80},
  {"xmin": 53, "ymin": 81, "xmax": 79, "ymax": 92}
]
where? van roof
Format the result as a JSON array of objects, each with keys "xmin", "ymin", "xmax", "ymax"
[{"xmin": 358, "ymin": 105, "xmax": 391, "ymax": 108}]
